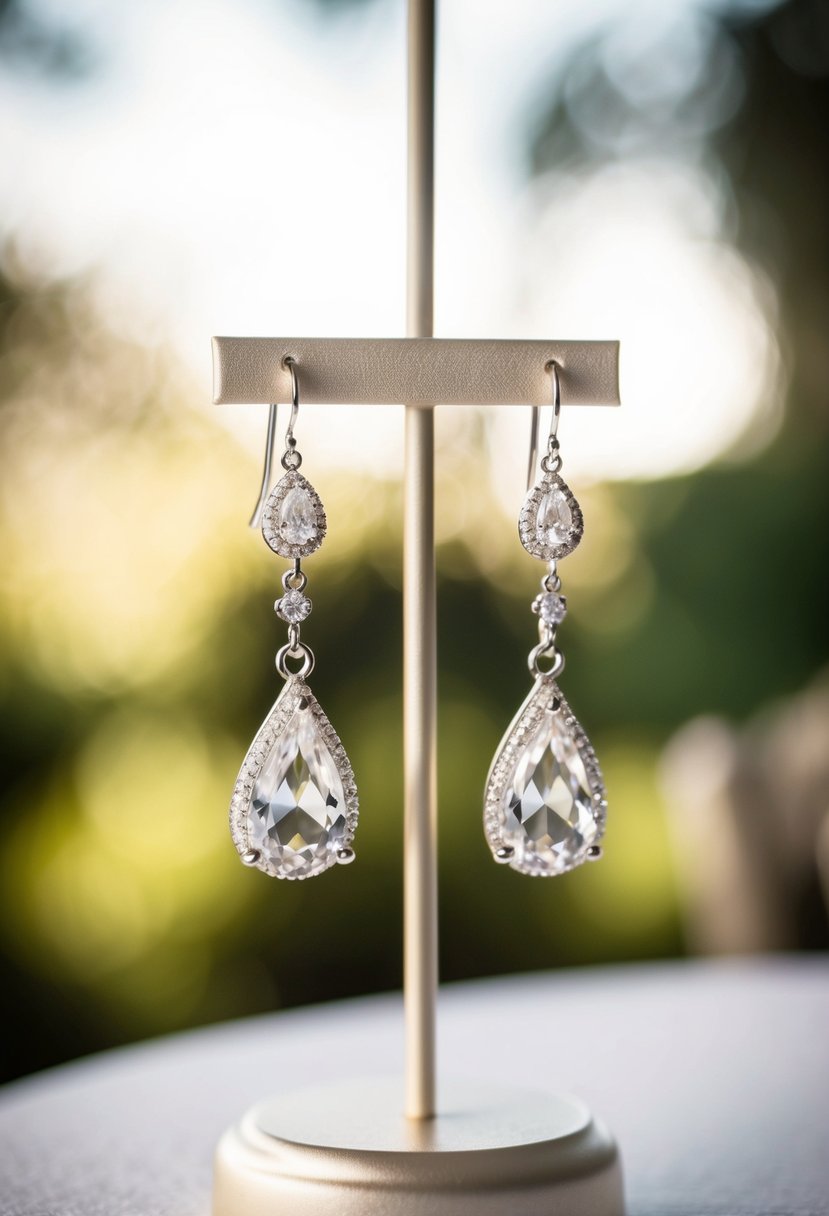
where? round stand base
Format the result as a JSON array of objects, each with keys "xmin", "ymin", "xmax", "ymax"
[{"xmin": 213, "ymin": 1077, "xmax": 624, "ymax": 1215}]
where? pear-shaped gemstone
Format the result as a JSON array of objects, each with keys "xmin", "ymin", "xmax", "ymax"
[
  {"xmin": 230, "ymin": 678, "xmax": 357, "ymax": 879},
  {"xmin": 518, "ymin": 472, "xmax": 583, "ymax": 560},
  {"xmin": 501, "ymin": 705, "xmax": 599, "ymax": 872},
  {"xmin": 261, "ymin": 471, "xmax": 327, "ymax": 558},
  {"xmin": 484, "ymin": 677, "xmax": 605, "ymax": 876},
  {"xmin": 279, "ymin": 486, "xmax": 317, "ymax": 546},
  {"xmin": 536, "ymin": 485, "xmax": 573, "ymax": 547}
]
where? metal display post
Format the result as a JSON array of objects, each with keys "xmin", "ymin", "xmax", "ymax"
[{"xmin": 404, "ymin": 0, "xmax": 438, "ymax": 1124}]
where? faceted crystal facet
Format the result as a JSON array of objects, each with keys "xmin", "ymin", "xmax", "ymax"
[
  {"xmin": 534, "ymin": 591, "xmax": 567, "ymax": 626},
  {"xmin": 484, "ymin": 677, "xmax": 605, "ymax": 876},
  {"xmin": 229, "ymin": 677, "xmax": 357, "ymax": 879},
  {"xmin": 248, "ymin": 705, "xmax": 346, "ymax": 877},
  {"xmin": 276, "ymin": 589, "xmax": 312, "ymax": 623},
  {"xmin": 518, "ymin": 473, "xmax": 583, "ymax": 560},
  {"xmin": 502, "ymin": 707, "xmax": 598, "ymax": 871},
  {"xmin": 536, "ymin": 487, "xmax": 572, "ymax": 547},
  {"xmin": 261, "ymin": 472, "xmax": 327, "ymax": 558},
  {"xmin": 279, "ymin": 487, "xmax": 317, "ymax": 546}
]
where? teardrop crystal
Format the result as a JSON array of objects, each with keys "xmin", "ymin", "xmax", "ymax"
[
  {"xmin": 229, "ymin": 677, "xmax": 358, "ymax": 879},
  {"xmin": 484, "ymin": 676, "xmax": 605, "ymax": 876},
  {"xmin": 279, "ymin": 486, "xmax": 318, "ymax": 545},
  {"xmin": 536, "ymin": 485, "xmax": 573, "ymax": 547},
  {"xmin": 262, "ymin": 471, "xmax": 327, "ymax": 558},
  {"xmin": 518, "ymin": 472, "xmax": 583, "ymax": 561}
]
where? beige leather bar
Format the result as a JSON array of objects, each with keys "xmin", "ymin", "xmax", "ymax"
[{"xmin": 211, "ymin": 337, "xmax": 620, "ymax": 406}]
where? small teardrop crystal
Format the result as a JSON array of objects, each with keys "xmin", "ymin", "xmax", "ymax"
[
  {"xmin": 518, "ymin": 472, "xmax": 583, "ymax": 561},
  {"xmin": 279, "ymin": 486, "xmax": 317, "ymax": 546},
  {"xmin": 536, "ymin": 485, "xmax": 573, "ymax": 547},
  {"xmin": 261, "ymin": 471, "xmax": 327, "ymax": 558}
]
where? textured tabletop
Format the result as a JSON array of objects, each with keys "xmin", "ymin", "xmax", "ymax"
[{"xmin": 1, "ymin": 959, "xmax": 827, "ymax": 1216}]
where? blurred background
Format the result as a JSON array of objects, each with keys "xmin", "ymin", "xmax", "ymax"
[{"xmin": 0, "ymin": 0, "xmax": 827, "ymax": 1086}]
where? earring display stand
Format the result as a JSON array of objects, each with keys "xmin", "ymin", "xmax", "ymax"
[{"xmin": 212, "ymin": 1, "xmax": 624, "ymax": 1211}]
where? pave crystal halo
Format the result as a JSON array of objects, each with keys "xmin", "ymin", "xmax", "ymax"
[
  {"xmin": 261, "ymin": 470, "xmax": 327, "ymax": 559},
  {"xmin": 484, "ymin": 675, "xmax": 606, "ymax": 876},
  {"xmin": 230, "ymin": 676, "xmax": 358, "ymax": 880},
  {"xmin": 519, "ymin": 471, "xmax": 583, "ymax": 561}
]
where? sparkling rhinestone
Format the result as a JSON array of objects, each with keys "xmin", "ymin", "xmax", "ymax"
[
  {"xmin": 276, "ymin": 590, "xmax": 312, "ymax": 623},
  {"xmin": 534, "ymin": 592, "xmax": 567, "ymax": 626},
  {"xmin": 246, "ymin": 703, "xmax": 347, "ymax": 879},
  {"xmin": 498, "ymin": 704, "xmax": 600, "ymax": 874},
  {"xmin": 536, "ymin": 486, "xmax": 573, "ymax": 547},
  {"xmin": 279, "ymin": 486, "xmax": 318, "ymax": 546}
]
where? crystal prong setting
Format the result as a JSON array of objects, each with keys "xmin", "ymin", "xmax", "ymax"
[
  {"xmin": 484, "ymin": 674, "xmax": 606, "ymax": 877},
  {"xmin": 229, "ymin": 675, "xmax": 358, "ymax": 880},
  {"xmin": 261, "ymin": 470, "xmax": 327, "ymax": 559},
  {"xmin": 519, "ymin": 472, "xmax": 584, "ymax": 561}
]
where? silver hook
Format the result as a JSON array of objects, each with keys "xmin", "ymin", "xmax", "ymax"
[
  {"xmin": 248, "ymin": 356, "xmax": 302, "ymax": 528},
  {"xmin": 527, "ymin": 401, "xmax": 540, "ymax": 494},
  {"xmin": 248, "ymin": 401, "xmax": 279, "ymax": 528},
  {"xmin": 545, "ymin": 359, "xmax": 561, "ymax": 444},
  {"xmin": 281, "ymin": 356, "xmax": 302, "ymax": 470},
  {"xmin": 527, "ymin": 360, "xmax": 562, "ymax": 490}
]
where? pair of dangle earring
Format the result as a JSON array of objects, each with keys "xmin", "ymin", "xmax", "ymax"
[
  {"xmin": 228, "ymin": 358, "xmax": 359, "ymax": 880},
  {"xmin": 484, "ymin": 361, "xmax": 607, "ymax": 876}
]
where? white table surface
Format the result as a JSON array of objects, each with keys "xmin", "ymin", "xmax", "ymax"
[{"xmin": 1, "ymin": 958, "xmax": 827, "ymax": 1216}]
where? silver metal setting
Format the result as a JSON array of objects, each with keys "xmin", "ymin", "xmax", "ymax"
[
  {"xmin": 526, "ymin": 360, "xmax": 562, "ymax": 492},
  {"xmin": 229, "ymin": 675, "xmax": 359, "ymax": 881},
  {"xmin": 518, "ymin": 471, "xmax": 584, "ymax": 562},
  {"xmin": 280, "ymin": 356, "xmax": 302, "ymax": 471},
  {"xmin": 528, "ymin": 639, "xmax": 566, "ymax": 680},
  {"xmin": 275, "ymin": 640, "xmax": 315, "ymax": 680},
  {"xmin": 261, "ymin": 469, "xmax": 328, "ymax": 559},
  {"xmin": 483, "ymin": 674, "xmax": 607, "ymax": 877}
]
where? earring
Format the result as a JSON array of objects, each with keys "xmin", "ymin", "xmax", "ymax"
[
  {"xmin": 229, "ymin": 357, "xmax": 359, "ymax": 880},
  {"xmin": 483, "ymin": 361, "xmax": 606, "ymax": 876}
]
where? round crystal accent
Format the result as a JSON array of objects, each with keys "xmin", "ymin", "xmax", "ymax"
[
  {"xmin": 534, "ymin": 592, "xmax": 567, "ymax": 626},
  {"xmin": 276, "ymin": 590, "xmax": 312, "ymax": 623}
]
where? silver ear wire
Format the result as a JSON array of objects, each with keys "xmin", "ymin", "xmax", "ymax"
[
  {"xmin": 527, "ymin": 402, "xmax": 540, "ymax": 493},
  {"xmin": 281, "ymin": 356, "xmax": 302, "ymax": 471},
  {"xmin": 527, "ymin": 360, "xmax": 561, "ymax": 491},
  {"xmin": 248, "ymin": 355, "xmax": 302, "ymax": 528},
  {"xmin": 249, "ymin": 401, "xmax": 279, "ymax": 528}
]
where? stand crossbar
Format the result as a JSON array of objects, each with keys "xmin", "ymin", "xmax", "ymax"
[{"xmin": 211, "ymin": 336, "xmax": 620, "ymax": 407}]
